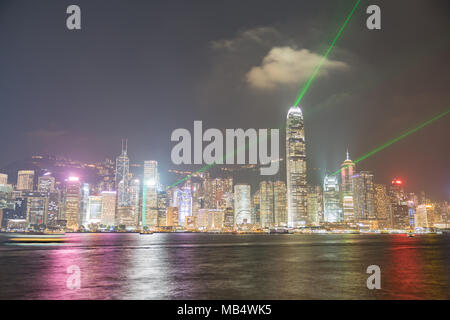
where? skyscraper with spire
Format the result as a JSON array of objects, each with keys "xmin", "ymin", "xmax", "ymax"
[
  {"xmin": 341, "ymin": 149, "xmax": 355, "ymax": 223},
  {"xmin": 286, "ymin": 106, "xmax": 307, "ymax": 227},
  {"xmin": 115, "ymin": 139, "xmax": 130, "ymax": 206}
]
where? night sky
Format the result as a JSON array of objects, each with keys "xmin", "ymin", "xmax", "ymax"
[{"xmin": 0, "ymin": 0, "xmax": 449, "ymax": 199}]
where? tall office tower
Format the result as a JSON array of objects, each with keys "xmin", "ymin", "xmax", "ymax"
[
  {"xmin": 286, "ymin": 106, "xmax": 307, "ymax": 227},
  {"xmin": 323, "ymin": 174, "xmax": 341, "ymax": 223},
  {"xmin": 129, "ymin": 178, "xmax": 140, "ymax": 227},
  {"xmin": 407, "ymin": 193, "xmax": 418, "ymax": 229},
  {"xmin": 306, "ymin": 185, "xmax": 323, "ymax": 226},
  {"xmin": 115, "ymin": 140, "xmax": 130, "ymax": 206},
  {"xmin": 340, "ymin": 150, "xmax": 355, "ymax": 223},
  {"xmin": 100, "ymin": 191, "xmax": 116, "ymax": 227},
  {"xmin": 190, "ymin": 181, "xmax": 202, "ymax": 219},
  {"xmin": 47, "ymin": 190, "xmax": 61, "ymax": 228},
  {"xmin": 142, "ymin": 160, "xmax": 158, "ymax": 228},
  {"xmin": 64, "ymin": 177, "xmax": 81, "ymax": 231},
  {"xmin": 203, "ymin": 178, "xmax": 233, "ymax": 209},
  {"xmin": 24, "ymin": 192, "xmax": 48, "ymax": 227},
  {"xmin": 38, "ymin": 175, "xmax": 55, "ymax": 193},
  {"xmin": 353, "ymin": 171, "xmax": 376, "ymax": 222},
  {"xmin": 0, "ymin": 173, "xmax": 8, "ymax": 185},
  {"xmin": 415, "ymin": 204, "xmax": 434, "ymax": 229},
  {"xmin": 252, "ymin": 190, "xmax": 260, "ymax": 228},
  {"xmin": 388, "ymin": 179, "xmax": 409, "ymax": 229},
  {"xmin": 434, "ymin": 202, "xmax": 449, "ymax": 228},
  {"xmin": 223, "ymin": 207, "xmax": 234, "ymax": 231},
  {"xmin": 86, "ymin": 195, "xmax": 102, "ymax": 225},
  {"xmin": 17, "ymin": 170, "xmax": 35, "ymax": 191},
  {"xmin": 374, "ymin": 184, "xmax": 391, "ymax": 229},
  {"xmin": 234, "ymin": 184, "xmax": 251, "ymax": 228},
  {"xmin": 80, "ymin": 183, "xmax": 90, "ymax": 225},
  {"xmin": 176, "ymin": 187, "xmax": 192, "ymax": 227},
  {"xmin": 157, "ymin": 190, "xmax": 168, "ymax": 227},
  {"xmin": 259, "ymin": 181, "xmax": 274, "ymax": 228},
  {"xmin": 273, "ymin": 181, "xmax": 287, "ymax": 226},
  {"xmin": 166, "ymin": 206, "xmax": 179, "ymax": 228}
]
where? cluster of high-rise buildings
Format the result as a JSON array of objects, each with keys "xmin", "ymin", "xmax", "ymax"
[{"xmin": 0, "ymin": 107, "xmax": 447, "ymax": 233}]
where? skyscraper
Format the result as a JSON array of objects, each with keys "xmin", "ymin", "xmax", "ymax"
[
  {"xmin": 307, "ymin": 185, "xmax": 323, "ymax": 226},
  {"xmin": 234, "ymin": 184, "xmax": 251, "ymax": 228},
  {"xmin": 353, "ymin": 171, "xmax": 376, "ymax": 223},
  {"xmin": 273, "ymin": 181, "xmax": 287, "ymax": 227},
  {"xmin": 259, "ymin": 181, "xmax": 274, "ymax": 228},
  {"xmin": 0, "ymin": 173, "xmax": 8, "ymax": 185},
  {"xmin": 374, "ymin": 184, "xmax": 390, "ymax": 229},
  {"xmin": 86, "ymin": 195, "xmax": 102, "ymax": 225},
  {"xmin": 286, "ymin": 106, "xmax": 307, "ymax": 227},
  {"xmin": 101, "ymin": 191, "xmax": 117, "ymax": 227},
  {"xmin": 115, "ymin": 139, "xmax": 130, "ymax": 206},
  {"xmin": 323, "ymin": 175, "xmax": 341, "ymax": 223},
  {"xmin": 17, "ymin": 170, "xmax": 34, "ymax": 191},
  {"xmin": 38, "ymin": 174, "xmax": 55, "ymax": 193},
  {"xmin": 142, "ymin": 160, "xmax": 158, "ymax": 228},
  {"xmin": 340, "ymin": 150, "xmax": 355, "ymax": 223},
  {"xmin": 64, "ymin": 176, "xmax": 81, "ymax": 231}
]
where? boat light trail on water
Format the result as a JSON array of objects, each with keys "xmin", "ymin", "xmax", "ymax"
[
  {"xmin": 293, "ymin": 0, "xmax": 361, "ymax": 107},
  {"xmin": 330, "ymin": 108, "xmax": 450, "ymax": 176}
]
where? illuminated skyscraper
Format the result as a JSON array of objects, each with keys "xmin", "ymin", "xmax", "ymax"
[
  {"xmin": 374, "ymin": 184, "xmax": 390, "ymax": 229},
  {"xmin": 80, "ymin": 183, "xmax": 90, "ymax": 225},
  {"xmin": 273, "ymin": 181, "xmax": 287, "ymax": 227},
  {"xmin": 38, "ymin": 174, "xmax": 55, "ymax": 193},
  {"xmin": 234, "ymin": 184, "xmax": 251, "ymax": 228},
  {"xmin": 101, "ymin": 191, "xmax": 116, "ymax": 227},
  {"xmin": 142, "ymin": 160, "xmax": 158, "ymax": 228},
  {"xmin": 17, "ymin": 170, "xmax": 35, "ymax": 191},
  {"xmin": 0, "ymin": 173, "xmax": 8, "ymax": 185},
  {"xmin": 64, "ymin": 177, "xmax": 81, "ymax": 231},
  {"xmin": 86, "ymin": 196, "xmax": 102, "ymax": 225},
  {"xmin": 203, "ymin": 178, "xmax": 233, "ymax": 209},
  {"xmin": 25, "ymin": 192, "xmax": 48, "ymax": 227},
  {"xmin": 388, "ymin": 179, "xmax": 409, "ymax": 229},
  {"xmin": 259, "ymin": 181, "xmax": 274, "ymax": 228},
  {"xmin": 323, "ymin": 174, "xmax": 341, "ymax": 223},
  {"xmin": 353, "ymin": 171, "xmax": 376, "ymax": 222},
  {"xmin": 340, "ymin": 150, "xmax": 355, "ymax": 223},
  {"xmin": 286, "ymin": 106, "xmax": 307, "ymax": 227},
  {"xmin": 115, "ymin": 139, "xmax": 130, "ymax": 206},
  {"xmin": 307, "ymin": 185, "xmax": 323, "ymax": 226},
  {"xmin": 175, "ymin": 187, "xmax": 192, "ymax": 226}
]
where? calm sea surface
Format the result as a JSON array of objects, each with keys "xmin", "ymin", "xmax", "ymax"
[{"xmin": 0, "ymin": 233, "xmax": 448, "ymax": 299}]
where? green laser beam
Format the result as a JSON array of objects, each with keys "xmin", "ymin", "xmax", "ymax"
[
  {"xmin": 166, "ymin": 1, "xmax": 363, "ymax": 189},
  {"xmin": 330, "ymin": 108, "xmax": 450, "ymax": 176},
  {"xmin": 293, "ymin": 0, "xmax": 361, "ymax": 107}
]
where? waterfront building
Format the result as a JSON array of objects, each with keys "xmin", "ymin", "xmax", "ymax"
[
  {"xmin": 100, "ymin": 191, "xmax": 116, "ymax": 227},
  {"xmin": 323, "ymin": 174, "xmax": 341, "ymax": 223},
  {"xmin": 234, "ymin": 184, "xmax": 251, "ymax": 228},
  {"xmin": 17, "ymin": 170, "xmax": 34, "ymax": 191},
  {"xmin": 64, "ymin": 177, "xmax": 81, "ymax": 231},
  {"xmin": 286, "ymin": 106, "xmax": 307, "ymax": 227},
  {"xmin": 340, "ymin": 150, "xmax": 355, "ymax": 223}
]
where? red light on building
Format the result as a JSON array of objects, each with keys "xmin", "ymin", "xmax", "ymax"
[{"xmin": 391, "ymin": 179, "xmax": 403, "ymax": 185}]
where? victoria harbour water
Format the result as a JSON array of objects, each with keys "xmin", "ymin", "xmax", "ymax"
[{"xmin": 0, "ymin": 233, "xmax": 448, "ymax": 300}]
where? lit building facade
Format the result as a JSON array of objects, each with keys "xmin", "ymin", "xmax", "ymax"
[
  {"xmin": 234, "ymin": 184, "xmax": 251, "ymax": 228},
  {"xmin": 101, "ymin": 191, "xmax": 116, "ymax": 227},
  {"xmin": 64, "ymin": 177, "xmax": 81, "ymax": 231},
  {"xmin": 307, "ymin": 185, "xmax": 323, "ymax": 226},
  {"xmin": 17, "ymin": 170, "xmax": 35, "ymax": 191},
  {"xmin": 286, "ymin": 106, "xmax": 307, "ymax": 227},
  {"xmin": 340, "ymin": 151, "xmax": 355, "ymax": 223},
  {"xmin": 323, "ymin": 174, "xmax": 341, "ymax": 223},
  {"xmin": 353, "ymin": 171, "xmax": 376, "ymax": 222},
  {"xmin": 142, "ymin": 160, "xmax": 158, "ymax": 228},
  {"xmin": 115, "ymin": 140, "xmax": 130, "ymax": 206}
]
